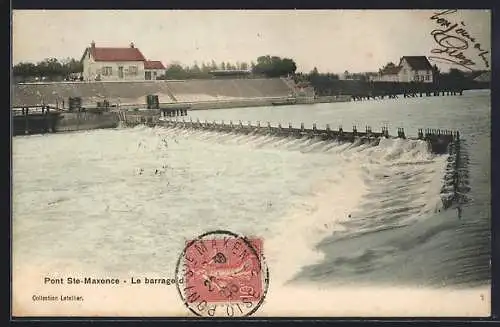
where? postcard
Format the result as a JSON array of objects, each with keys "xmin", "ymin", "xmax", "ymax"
[{"xmin": 12, "ymin": 9, "xmax": 491, "ymax": 317}]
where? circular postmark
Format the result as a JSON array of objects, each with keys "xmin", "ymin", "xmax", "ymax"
[{"xmin": 174, "ymin": 230, "xmax": 269, "ymax": 317}]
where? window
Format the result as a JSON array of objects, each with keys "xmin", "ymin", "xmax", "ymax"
[
  {"xmin": 425, "ymin": 75, "xmax": 430, "ymax": 81},
  {"xmin": 129, "ymin": 66, "xmax": 138, "ymax": 75},
  {"xmin": 102, "ymin": 67, "xmax": 113, "ymax": 76}
]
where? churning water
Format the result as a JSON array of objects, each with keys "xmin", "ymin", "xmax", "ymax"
[{"xmin": 12, "ymin": 89, "xmax": 490, "ymax": 316}]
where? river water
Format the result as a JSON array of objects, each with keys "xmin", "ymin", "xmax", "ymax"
[{"xmin": 12, "ymin": 89, "xmax": 490, "ymax": 317}]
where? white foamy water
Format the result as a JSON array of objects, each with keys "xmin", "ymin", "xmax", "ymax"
[{"xmin": 12, "ymin": 91, "xmax": 491, "ymax": 317}]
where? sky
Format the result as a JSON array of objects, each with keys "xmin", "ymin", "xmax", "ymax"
[{"xmin": 12, "ymin": 10, "xmax": 491, "ymax": 74}]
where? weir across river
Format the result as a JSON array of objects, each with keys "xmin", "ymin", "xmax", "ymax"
[
  {"xmin": 118, "ymin": 114, "xmax": 466, "ymax": 210},
  {"xmin": 131, "ymin": 116, "xmax": 461, "ymax": 155}
]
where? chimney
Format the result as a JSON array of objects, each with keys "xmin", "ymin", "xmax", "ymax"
[
  {"xmin": 91, "ymin": 40, "xmax": 95, "ymax": 48},
  {"xmin": 130, "ymin": 42, "xmax": 135, "ymax": 48}
]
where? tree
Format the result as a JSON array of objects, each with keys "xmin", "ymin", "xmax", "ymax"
[
  {"xmin": 13, "ymin": 62, "xmax": 37, "ymax": 78},
  {"xmin": 240, "ymin": 62, "xmax": 249, "ymax": 71},
  {"xmin": 252, "ymin": 55, "xmax": 297, "ymax": 77},
  {"xmin": 191, "ymin": 62, "xmax": 201, "ymax": 74},
  {"xmin": 13, "ymin": 57, "xmax": 83, "ymax": 81},
  {"xmin": 431, "ymin": 64, "xmax": 441, "ymax": 84},
  {"xmin": 221, "ymin": 62, "xmax": 226, "ymax": 70},
  {"xmin": 201, "ymin": 62, "xmax": 210, "ymax": 73},
  {"xmin": 61, "ymin": 58, "xmax": 83, "ymax": 76},
  {"xmin": 164, "ymin": 63, "xmax": 188, "ymax": 80},
  {"xmin": 36, "ymin": 58, "xmax": 65, "ymax": 78},
  {"xmin": 210, "ymin": 60, "xmax": 218, "ymax": 70},
  {"xmin": 280, "ymin": 58, "xmax": 297, "ymax": 76},
  {"xmin": 382, "ymin": 62, "xmax": 397, "ymax": 70}
]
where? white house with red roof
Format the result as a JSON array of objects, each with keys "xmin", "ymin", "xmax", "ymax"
[
  {"xmin": 81, "ymin": 41, "xmax": 165, "ymax": 81},
  {"xmin": 370, "ymin": 56, "xmax": 434, "ymax": 83}
]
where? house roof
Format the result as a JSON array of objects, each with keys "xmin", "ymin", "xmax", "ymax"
[
  {"xmin": 400, "ymin": 56, "xmax": 433, "ymax": 71},
  {"xmin": 144, "ymin": 60, "xmax": 166, "ymax": 70},
  {"xmin": 82, "ymin": 46, "xmax": 146, "ymax": 62}
]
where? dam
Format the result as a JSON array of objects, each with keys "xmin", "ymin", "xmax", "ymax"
[
  {"xmin": 122, "ymin": 115, "xmax": 466, "ymax": 211},
  {"xmin": 134, "ymin": 116, "xmax": 460, "ymax": 155}
]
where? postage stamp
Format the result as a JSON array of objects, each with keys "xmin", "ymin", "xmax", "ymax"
[
  {"xmin": 175, "ymin": 230, "xmax": 269, "ymax": 317},
  {"xmin": 11, "ymin": 9, "xmax": 491, "ymax": 318}
]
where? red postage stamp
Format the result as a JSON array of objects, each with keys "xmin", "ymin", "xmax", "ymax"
[{"xmin": 175, "ymin": 230, "xmax": 269, "ymax": 317}]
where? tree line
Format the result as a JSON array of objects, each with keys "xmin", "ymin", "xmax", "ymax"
[
  {"xmin": 13, "ymin": 58, "xmax": 83, "ymax": 81},
  {"xmin": 159, "ymin": 60, "xmax": 250, "ymax": 80},
  {"xmin": 160, "ymin": 56, "xmax": 297, "ymax": 80},
  {"xmin": 12, "ymin": 55, "xmax": 298, "ymax": 81}
]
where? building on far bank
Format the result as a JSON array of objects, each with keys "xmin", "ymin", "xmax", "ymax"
[
  {"xmin": 144, "ymin": 61, "xmax": 166, "ymax": 80},
  {"xmin": 80, "ymin": 41, "xmax": 165, "ymax": 82},
  {"xmin": 370, "ymin": 56, "xmax": 434, "ymax": 83}
]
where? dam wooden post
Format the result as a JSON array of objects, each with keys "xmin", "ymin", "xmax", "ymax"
[
  {"xmin": 418, "ymin": 128, "xmax": 424, "ymax": 140},
  {"xmin": 24, "ymin": 107, "xmax": 29, "ymax": 134},
  {"xmin": 42, "ymin": 106, "xmax": 47, "ymax": 133},
  {"xmin": 397, "ymin": 127, "xmax": 406, "ymax": 139}
]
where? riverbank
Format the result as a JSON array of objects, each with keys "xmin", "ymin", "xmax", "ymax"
[
  {"xmin": 12, "ymin": 95, "xmax": 350, "ymax": 136},
  {"xmin": 12, "ymin": 79, "xmax": 294, "ymax": 107},
  {"xmin": 56, "ymin": 112, "xmax": 119, "ymax": 132},
  {"xmin": 12, "ymin": 110, "xmax": 120, "ymax": 136}
]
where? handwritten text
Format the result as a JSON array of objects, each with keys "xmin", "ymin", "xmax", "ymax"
[{"xmin": 429, "ymin": 9, "xmax": 489, "ymax": 70}]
